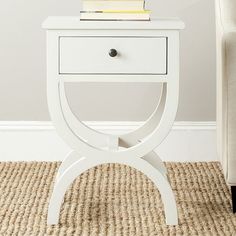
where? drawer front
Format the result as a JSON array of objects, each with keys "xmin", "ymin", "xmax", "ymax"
[{"xmin": 59, "ymin": 37, "xmax": 167, "ymax": 75}]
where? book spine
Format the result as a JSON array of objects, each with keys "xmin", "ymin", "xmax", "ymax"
[
  {"xmin": 80, "ymin": 12, "xmax": 150, "ymax": 20},
  {"xmin": 80, "ymin": 10, "xmax": 150, "ymax": 13}
]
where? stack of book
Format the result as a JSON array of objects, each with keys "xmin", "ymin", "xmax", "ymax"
[{"xmin": 80, "ymin": 0, "xmax": 150, "ymax": 21}]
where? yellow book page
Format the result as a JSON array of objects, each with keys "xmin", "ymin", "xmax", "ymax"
[{"xmin": 102, "ymin": 10, "xmax": 150, "ymax": 13}]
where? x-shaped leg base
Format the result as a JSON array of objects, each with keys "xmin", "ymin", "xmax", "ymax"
[{"xmin": 47, "ymin": 81, "xmax": 179, "ymax": 226}]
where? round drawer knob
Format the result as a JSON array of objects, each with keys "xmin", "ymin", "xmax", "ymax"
[{"xmin": 109, "ymin": 49, "xmax": 118, "ymax": 57}]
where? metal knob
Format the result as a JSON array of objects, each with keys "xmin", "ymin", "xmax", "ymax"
[{"xmin": 109, "ymin": 49, "xmax": 118, "ymax": 57}]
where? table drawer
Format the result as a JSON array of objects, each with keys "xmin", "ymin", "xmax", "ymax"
[{"xmin": 59, "ymin": 37, "xmax": 167, "ymax": 75}]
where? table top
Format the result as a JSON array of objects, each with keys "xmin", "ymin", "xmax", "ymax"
[{"xmin": 42, "ymin": 17, "xmax": 185, "ymax": 30}]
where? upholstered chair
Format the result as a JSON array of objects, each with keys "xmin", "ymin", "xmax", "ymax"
[{"xmin": 215, "ymin": 0, "xmax": 236, "ymax": 212}]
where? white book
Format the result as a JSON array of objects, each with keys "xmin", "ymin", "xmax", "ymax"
[
  {"xmin": 80, "ymin": 12, "xmax": 150, "ymax": 21},
  {"xmin": 82, "ymin": 1, "xmax": 144, "ymax": 11}
]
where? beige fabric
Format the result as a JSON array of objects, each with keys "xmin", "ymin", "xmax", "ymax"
[
  {"xmin": 219, "ymin": 0, "xmax": 236, "ymax": 28},
  {"xmin": 0, "ymin": 162, "xmax": 236, "ymax": 235},
  {"xmin": 216, "ymin": 0, "xmax": 236, "ymax": 185},
  {"xmin": 225, "ymin": 32, "xmax": 236, "ymax": 184},
  {"xmin": 215, "ymin": 0, "xmax": 228, "ymax": 178}
]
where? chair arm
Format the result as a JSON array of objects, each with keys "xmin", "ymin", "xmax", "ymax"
[
  {"xmin": 224, "ymin": 31, "xmax": 236, "ymax": 185},
  {"xmin": 225, "ymin": 31, "xmax": 236, "ymax": 81}
]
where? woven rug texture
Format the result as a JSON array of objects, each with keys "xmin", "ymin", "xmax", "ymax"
[{"xmin": 0, "ymin": 162, "xmax": 235, "ymax": 236}]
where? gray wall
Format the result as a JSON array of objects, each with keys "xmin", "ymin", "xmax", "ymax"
[{"xmin": 0, "ymin": 0, "xmax": 216, "ymax": 121}]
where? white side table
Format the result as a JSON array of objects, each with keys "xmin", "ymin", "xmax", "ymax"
[{"xmin": 42, "ymin": 17, "xmax": 185, "ymax": 226}]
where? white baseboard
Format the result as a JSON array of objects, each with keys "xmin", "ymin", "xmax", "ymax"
[{"xmin": 0, "ymin": 121, "xmax": 218, "ymax": 162}]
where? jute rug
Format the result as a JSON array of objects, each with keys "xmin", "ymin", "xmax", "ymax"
[{"xmin": 0, "ymin": 162, "xmax": 235, "ymax": 236}]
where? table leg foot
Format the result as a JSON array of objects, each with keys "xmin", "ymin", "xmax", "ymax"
[{"xmin": 47, "ymin": 156, "xmax": 178, "ymax": 225}]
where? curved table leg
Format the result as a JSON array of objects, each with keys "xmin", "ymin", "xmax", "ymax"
[
  {"xmin": 47, "ymin": 156, "xmax": 178, "ymax": 226},
  {"xmin": 47, "ymin": 75, "xmax": 178, "ymax": 159},
  {"xmin": 121, "ymin": 83, "xmax": 167, "ymax": 143},
  {"xmin": 56, "ymin": 135, "xmax": 119, "ymax": 181},
  {"xmin": 142, "ymin": 151, "xmax": 167, "ymax": 176},
  {"xmin": 60, "ymin": 81, "xmax": 109, "ymax": 148},
  {"xmin": 55, "ymin": 151, "xmax": 83, "ymax": 182},
  {"xmin": 120, "ymin": 139, "xmax": 167, "ymax": 176}
]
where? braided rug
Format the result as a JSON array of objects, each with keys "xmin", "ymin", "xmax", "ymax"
[{"xmin": 0, "ymin": 162, "xmax": 235, "ymax": 235}]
